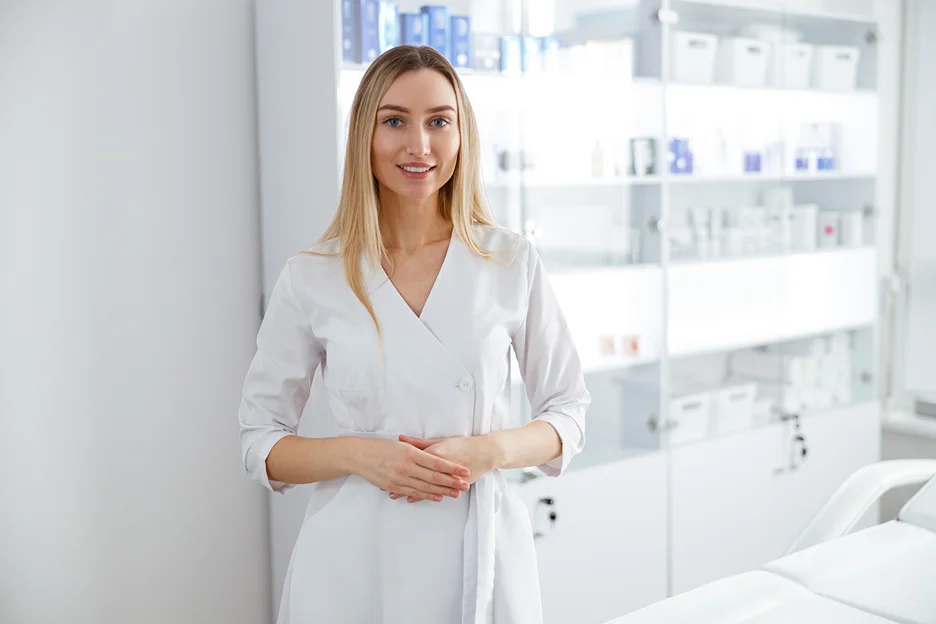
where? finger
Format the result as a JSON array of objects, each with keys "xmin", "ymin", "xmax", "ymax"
[
  {"xmin": 412, "ymin": 449, "xmax": 471, "ymax": 479},
  {"xmin": 410, "ymin": 463, "xmax": 469, "ymax": 492},
  {"xmin": 394, "ymin": 483, "xmax": 442, "ymax": 503},
  {"xmin": 399, "ymin": 434, "xmax": 443, "ymax": 449},
  {"xmin": 400, "ymin": 476, "xmax": 459, "ymax": 500}
]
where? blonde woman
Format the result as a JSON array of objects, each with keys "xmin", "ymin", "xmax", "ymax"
[{"xmin": 239, "ymin": 45, "xmax": 589, "ymax": 624}]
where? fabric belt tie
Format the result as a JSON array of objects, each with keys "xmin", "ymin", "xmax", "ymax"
[{"xmin": 337, "ymin": 428, "xmax": 499, "ymax": 624}]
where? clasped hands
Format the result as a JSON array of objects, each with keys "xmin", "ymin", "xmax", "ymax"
[{"xmin": 357, "ymin": 433, "xmax": 501, "ymax": 504}]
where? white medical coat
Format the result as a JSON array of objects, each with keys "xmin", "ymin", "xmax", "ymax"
[{"xmin": 239, "ymin": 226, "xmax": 590, "ymax": 624}]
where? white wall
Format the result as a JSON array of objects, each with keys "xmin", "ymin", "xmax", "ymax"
[{"xmin": 0, "ymin": 2, "xmax": 270, "ymax": 622}]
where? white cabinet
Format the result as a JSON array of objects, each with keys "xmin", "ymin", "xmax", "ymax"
[
  {"xmin": 670, "ymin": 402, "xmax": 880, "ymax": 594},
  {"xmin": 512, "ymin": 453, "xmax": 669, "ymax": 624}
]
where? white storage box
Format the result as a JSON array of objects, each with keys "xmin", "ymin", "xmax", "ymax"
[
  {"xmin": 818, "ymin": 211, "xmax": 839, "ymax": 248},
  {"xmin": 668, "ymin": 390, "xmax": 713, "ymax": 446},
  {"xmin": 839, "ymin": 211, "xmax": 864, "ymax": 246},
  {"xmin": 790, "ymin": 204, "xmax": 818, "ymax": 250},
  {"xmin": 772, "ymin": 43, "xmax": 813, "ymax": 89},
  {"xmin": 716, "ymin": 37, "xmax": 770, "ymax": 87},
  {"xmin": 813, "ymin": 45, "xmax": 860, "ymax": 90},
  {"xmin": 672, "ymin": 31, "xmax": 718, "ymax": 84},
  {"xmin": 713, "ymin": 383, "xmax": 757, "ymax": 435}
]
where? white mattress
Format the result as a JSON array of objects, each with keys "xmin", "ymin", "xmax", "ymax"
[
  {"xmin": 607, "ymin": 570, "xmax": 895, "ymax": 624},
  {"xmin": 764, "ymin": 521, "xmax": 936, "ymax": 624}
]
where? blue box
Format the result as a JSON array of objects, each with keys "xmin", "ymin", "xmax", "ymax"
[
  {"xmin": 341, "ymin": 0, "xmax": 360, "ymax": 62},
  {"xmin": 421, "ymin": 5, "xmax": 450, "ymax": 59},
  {"xmin": 817, "ymin": 150, "xmax": 835, "ymax": 171},
  {"xmin": 449, "ymin": 15, "xmax": 471, "ymax": 68},
  {"xmin": 359, "ymin": 0, "xmax": 381, "ymax": 63},
  {"xmin": 500, "ymin": 35, "xmax": 522, "ymax": 75},
  {"xmin": 522, "ymin": 36, "xmax": 542, "ymax": 73},
  {"xmin": 400, "ymin": 12, "xmax": 427, "ymax": 46},
  {"xmin": 540, "ymin": 36, "xmax": 560, "ymax": 72},
  {"xmin": 378, "ymin": 1, "xmax": 400, "ymax": 53},
  {"xmin": 668, "ymin": 138, "xmax": 693, "ymax": 175},
  {"xmin": 743, "ymin": 151, "xmax": 762, "ymax": 173}
]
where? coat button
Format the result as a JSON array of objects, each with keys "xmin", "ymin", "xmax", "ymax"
[{"xmin": 458, "ymin": 378, "xmax": 473, "ymax": 391}]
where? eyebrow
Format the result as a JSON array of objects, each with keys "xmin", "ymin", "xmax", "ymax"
[{"xmin": 377, "ymin": 104, "xmax": 456, "ymax": 115}]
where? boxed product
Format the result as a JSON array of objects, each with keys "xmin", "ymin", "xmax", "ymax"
[
  {"xmin": 522, "ymin": 36, "xmax": 543, "ymax": 73},
  {"xmin": 359, "ymin": 0, "xmax": 381, "ymax": 63},
  {"xmin": 818, "ymin": 211, "xmax": 839, "ymax": 248},
  {"xmin": 341, "ymin": 0, "xmax": 360, "ymax": 62},
  {"xmin": 540, "ymin": 36, "xmax": 561, "ymax": 72},
  {"xmin": 500, "ymin": 35, "xmax": 522, "ymax": 75},
  {"xmin": 789, "ymin": 203, "xmax": 818, "ymax": 250},
  {"xmin": 378, "ymin": 1, "xmax": 400, "ymax": 54},
  {"xmin": 472, "ymin": 33, "xmax": 501, "ymax": 71},
  {"xmin": 449, "ymin": 15, "xmax": 471, "ymax": 68},
  {"xmin": 668, "ymin": 137, "xmax": 693, "ymax": 174},
  {"xmin": 400, "ymin": 12, "xmax": 427, "ymax": 46},
  {"xmin": 839, "ymin": 211, "xmax": 864, "ymax": 246},
  {"xmin": 421, "ymin": 5, "xmax": 450, "ymax": 59}
]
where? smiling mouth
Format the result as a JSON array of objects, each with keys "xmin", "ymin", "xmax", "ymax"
[{"xmin": 397, "ymin": 165, "xmax": 435, "ymax": 173}]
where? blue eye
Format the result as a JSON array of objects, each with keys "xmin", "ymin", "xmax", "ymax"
[
  {"xmin": 431, "ymin": 118, "xmax": 450, "ymax": 128},
  {"xmin": 385, "ymin": 118, "xmax": 403, "ymax": 128}
]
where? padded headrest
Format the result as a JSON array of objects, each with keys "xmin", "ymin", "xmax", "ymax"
[{"xmin": 899, "ymin": 472, "xmax": 936, "ymax": 534}]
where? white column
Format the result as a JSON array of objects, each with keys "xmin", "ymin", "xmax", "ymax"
[{"xmin": 0, "ymin": 2, "xmax": 270, "ymax": 622}]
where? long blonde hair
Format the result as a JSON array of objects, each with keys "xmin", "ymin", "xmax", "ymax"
[{"xmin": 307, "ymin": 45, "xmax": 498, "ymax": 334}]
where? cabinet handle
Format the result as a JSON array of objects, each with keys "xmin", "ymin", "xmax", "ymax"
[{"xmin": 648, "ymin": 414, "xmax": 677, "ymax": 432}]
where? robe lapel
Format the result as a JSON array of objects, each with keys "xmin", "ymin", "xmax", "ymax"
[{"xmin": 366, "ymin": 245, "xmax": 470, "ymax": 380}]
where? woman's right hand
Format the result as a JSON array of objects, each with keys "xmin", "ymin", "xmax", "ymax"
[{"xmin": 351, "ymin": 438, "xmax": 472, "ymax": 503}]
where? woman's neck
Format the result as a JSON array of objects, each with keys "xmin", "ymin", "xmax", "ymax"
[{"xmin": 379, "ymin": 190, "xmax": 452, "ymax": 253}]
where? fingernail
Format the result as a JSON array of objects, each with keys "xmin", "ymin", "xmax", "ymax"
[
  {"xmin": 434, "ymin": 495, "xmax": 443, "ymax": 502},
  {"xmin": 451, "ymin": 490, "xmax": 459, "ymax": 498},
  {"xmin": 461, "ymin": 470, "xmax": 470, "ymax": 477},
  {"xmin": 460, "ymin": 482, "xmax": 469, "ymax": 491}
]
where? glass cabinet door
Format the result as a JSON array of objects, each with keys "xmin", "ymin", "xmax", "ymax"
[
  {"xmin": 659, "ymin": 0, "xmax": 880, "ymax": 451},
  {"xmin": 337, "ymin": 0, "xmax": 882, "ymax": 469},
  {"xmin": 511, "ymin": 0, "xmax": 669, "ymax": 469}
]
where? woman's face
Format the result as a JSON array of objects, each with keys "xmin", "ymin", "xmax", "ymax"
[{"xmin": 371, "ymin": 69, "xmax": 460, "ymax": 201}]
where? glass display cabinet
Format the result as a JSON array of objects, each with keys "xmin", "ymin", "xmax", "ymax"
[
  {"xmin": 255, "ymin": 0, "xmax": 898, "ymax": 621},
  {"xmin": 336, "ymin": 0, "xmax": 885, "ymax": 471}
]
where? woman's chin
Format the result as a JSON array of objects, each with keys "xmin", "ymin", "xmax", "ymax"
[{"xmin": 386, "ymin": 182, "xmax": 441, "ymax": 202}]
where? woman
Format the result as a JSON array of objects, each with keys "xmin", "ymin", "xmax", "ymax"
[{"xmin": 238, "ymin": 45, "xmax": 590, "ymax": 624}]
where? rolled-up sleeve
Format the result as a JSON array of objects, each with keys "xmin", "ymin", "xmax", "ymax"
[
  {"xmin": 238, "ymin": 260, "xmax": 323, "ymax": 494},
  {"xmin": 511, "ymin": 243, "xmax": 590, "ymax": 477}
]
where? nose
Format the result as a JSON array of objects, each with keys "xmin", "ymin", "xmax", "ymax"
[{"xmin": 405, "ymin": 125, "xmax": 430, "ymax": 157}]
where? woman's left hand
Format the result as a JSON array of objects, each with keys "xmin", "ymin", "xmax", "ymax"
[{"xmin": 393, "ymin": 434, "xmax": 502, "ymax": 502}]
